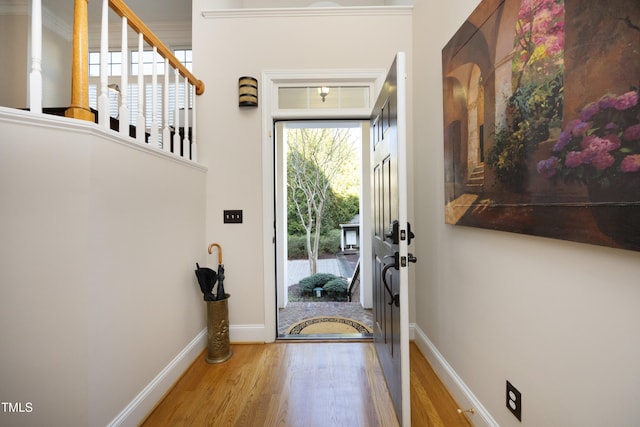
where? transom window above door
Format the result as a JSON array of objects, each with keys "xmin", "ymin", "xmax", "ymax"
[{"xmin": 278, "ymin": 85, "xmax": 370, "ymax": 110}]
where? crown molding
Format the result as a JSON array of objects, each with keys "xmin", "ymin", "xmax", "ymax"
[{"xmin": 201, "ymin": 5, "xmax": 412, "ymax": 19}]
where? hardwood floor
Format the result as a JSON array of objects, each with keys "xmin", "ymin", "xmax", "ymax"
[{"xmin": 141, "ymin": 342, "xmax": 472, "ymax": 426}]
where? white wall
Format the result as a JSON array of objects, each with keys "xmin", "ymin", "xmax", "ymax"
[
  {"xmin": 0, "ymin": 9, "xmax": 73, "ymax": 109},
  {"xmin": 0, "ymin": 14, "xmax": 28, "ymax": 108},
  {"xmin": 0, "ymin": 110, "xmax": 207, "ymax": 427},
  {"xmin": 412, "ymin": 1, "xmax": 640, "ymax": 426},
  {"xmin": 41, "ymin": 25, "xmax": 72, "ymax": 108},
  {"xmin": 192, "ymin": 2, "xmax": 413, "ymax": 341}
]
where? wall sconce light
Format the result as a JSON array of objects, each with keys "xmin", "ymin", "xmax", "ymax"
[
  {"xmin": 318, "ymin": 86, "xmax": 330, "ymax": 102},
  {"xmin": 238, "ymin": 76, "xmax": 258, "ymax": 107}
]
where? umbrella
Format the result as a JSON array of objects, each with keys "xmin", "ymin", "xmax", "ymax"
[
  {"xmin": 195, "ymin": 263, "xmax": 218, "ymax": 301},
  {"xmin": 208, "ymin": 243, "xmax": 227, "ymax": 300}
]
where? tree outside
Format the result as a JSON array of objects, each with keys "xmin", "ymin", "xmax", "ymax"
[{"xmin": 286, "ymin": 126, "xmax": 360, "ymax": 276}]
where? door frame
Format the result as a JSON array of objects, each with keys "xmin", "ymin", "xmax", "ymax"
[{"xmin": 261, "ymin": 69, "xmax": 386, "ymax": 342}]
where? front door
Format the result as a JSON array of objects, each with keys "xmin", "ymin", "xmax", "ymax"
[{"xmin": 371, "ymin": 53, "xmax": 413, "ymax": 426}]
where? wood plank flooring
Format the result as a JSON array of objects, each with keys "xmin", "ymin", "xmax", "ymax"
[{"xmin": 141, "ymin": 342, "xmax": 472, "ymax": 427}]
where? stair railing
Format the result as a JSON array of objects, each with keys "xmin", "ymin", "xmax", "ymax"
[{"xmin": 27, "ymin": 0, "xmax": 205, "ymax": 162}]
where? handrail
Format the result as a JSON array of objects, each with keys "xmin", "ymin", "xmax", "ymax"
[{"xmin": 108, "ymin": 0, "xmax": 205, "ymax": 96}]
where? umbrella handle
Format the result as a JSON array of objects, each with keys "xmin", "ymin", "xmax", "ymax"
[{"xmin": 208, "ymin": 243, "xmax": 223, "ymax": 264}]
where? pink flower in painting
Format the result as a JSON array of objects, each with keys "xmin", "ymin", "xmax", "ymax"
[
  {"xmin": 581, "ymin": 136, "xmax": 618, "ymax": 156},
  {"xmin": 602, "ymin": 134, "xmax": 621, "ymax": 151},
  {"xmin": 614, "ymin": 91, "xmax": 639, "ymax": 111},
  {"xmin": 623, "ymin": 124, "xmax": 640, "ymax": 142},
  {"xmin": 514, "ymin": 0, "xmax": 565, "ymax": 72},
  {"xmin": 580, "ymin": 134, "xmax": 598, "ymax": 149},
  {"xmin": 591, "ymin": 152, "xmax": 615, "ymax": 170},
  {"xmin": 564, "ymin": 151, "xmax": 582, "ymax": 168},
  {"xmin": 536, "ymin": 156, "xmax": 559, "ymax": 177},
  {"xmin": 621, "ymin": 154, "xmax": 640, "ymax": 172}
]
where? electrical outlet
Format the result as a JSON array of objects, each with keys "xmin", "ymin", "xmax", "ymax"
[
  {"xmin": 506, "ymin": 380, "xmax": 522, "ymax": 421},
  {"xmin": 223, "ymin": 210, "xmax": 243, "ymax": 224}
]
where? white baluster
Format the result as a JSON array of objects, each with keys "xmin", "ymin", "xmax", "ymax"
[
  {"xmin": 136, "ymin": 33, "xmax": 145, "ymax": 143},
  {"xmin": 119, "ymin": 16, "xmax": 129, "ymax": 136},
  {"xmin": 191, "ymin": 84, "xmax": 197, "ymax": 162},
  {"xmin": 29, "ymin": 0, "xmax": 42, "ymax": 114},
  {"xmin": 172, "ymin": 69, "xmax": 180, "ymax": 155},
  {"xmin": 183, "ymin": 79, "xmax": 190, "ymax": 159},
  {"xmin": 162, "ymin": 61, "xmax": 171, "ymax": 151},
  {"xmin": 149, "ymin": 46, "xmax": 159, "ymax": 148},
  {"xmin": 98, "ymin": 0, "xmax": 109, "ymax": 128}
]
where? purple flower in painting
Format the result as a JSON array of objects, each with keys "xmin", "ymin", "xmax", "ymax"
[
  {"xmin": 563, "ymin": 119, "xmax": 581, "ymax": 135},
  {"xmin": 621, "ymin": 154, "xmax": 640, "ymax": 173},
  {"xmin": 592, "ymin": 152, "xmax": 615, "ymax": 170},
  {"xmin": 605, "ymin": 122, "xmax": 619, "ymax": 131},
  {"xmin": 538, "ymin": 89, "xmax": 640, "ymax": 185},
  {"xmin": 580, "ymin": 102, "xmax": 600, "ymax": 121},
  {"xmin": 623, "ymin": 124, "xmax": 640, "ymax": 142},
  {"xmin": 564, "ymin": 151, "xmax": 582, "ymax": 168},
  {"xmin": 614, "ymin": 91, "xmax": 639, "ymax": 111},
  {"xmin": 553, "ymin": 130, "xmax": 571, "ymax": 151},
  {"xmin": 537, "ymin": 156, "xmax": 559, "ymax": 177},
  {"xmin": 571, "ymin": 121, "xmax": 590, "ymax": 137},
  {"xmin": 598, "ymin": 93, "xmax": 617, "ymax": 109}
]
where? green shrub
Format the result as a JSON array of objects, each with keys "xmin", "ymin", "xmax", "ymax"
[
  {"xmin": 287, "ymin": 229, "xmax": 342, "ymax": 259},
  {"xmin": 299, "ymin": 273, "xmax": 338, "ymax": 293},
  {"xmin": 319, "ymin": 229, "xmax": 341, "ymax": 254},
  {"xmin": 287, "ymin": 234, "xmax": 308, "ymax": 259},
  {"xmin": 323, "ymin": 278, "xmax": 348, "ymax": 296}
]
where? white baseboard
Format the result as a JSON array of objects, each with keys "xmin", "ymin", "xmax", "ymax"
[
  {"xmin": 107, "ymin": 329, "xmax": 207, "ymax": 427},
  {"xmin": 107, "ymin": 323, "xmax": 265, "ymax": 427},
  {"xmin": 412, "ymin": 325, "xmax": 499, "ymax": 427},
  {"xmin": 230, "ymin": 323, "xmax": 266, "ymax": 343}
]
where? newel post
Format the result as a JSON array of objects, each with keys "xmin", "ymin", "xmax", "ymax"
[{"xmin": 65, "ymin": 0, "xmax": 95, "ymax": 122}]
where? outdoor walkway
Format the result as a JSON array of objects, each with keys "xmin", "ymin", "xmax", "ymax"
[
  {"xmin": 279, "ymin": 256, "xmax": 372, "ymax": 336},
  {"xmin": 287, "ymin": 254, "xmax": 358, "ymax": 283},
  {"xmin": 278, "ymin": 302, "xmax": 373, "ymax": 335}
]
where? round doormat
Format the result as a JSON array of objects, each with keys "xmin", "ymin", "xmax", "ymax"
[{"xmin": 287, "ymin": 316, "xmax": 372, "ymax": 335}]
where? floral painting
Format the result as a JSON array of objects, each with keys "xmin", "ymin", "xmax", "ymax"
[{"xmin": 442, "ymin": 0, "xmax": 640, "ymax": 251}]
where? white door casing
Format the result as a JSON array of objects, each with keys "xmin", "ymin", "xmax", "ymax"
[{"xmin": 261, "ymin": 68, "xmax": 386, "ymax": 341}]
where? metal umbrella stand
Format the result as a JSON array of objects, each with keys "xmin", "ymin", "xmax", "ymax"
[{"xmin": 204, "ymin": 243, "xmax": 231, "ymax": 363}]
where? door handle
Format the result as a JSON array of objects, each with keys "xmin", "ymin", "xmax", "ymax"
[
  {"xmin": 381, "ymin": 263, "xmax": 400, "ymax": 307},
  {"xmin": 380, "ymin": 251, "xmax": 417, "ymax": 308}
]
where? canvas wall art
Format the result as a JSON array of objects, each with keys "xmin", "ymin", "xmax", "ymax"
[{"xmin": 442, "ymin": 0, "xmax": 640, "ymax": 251}]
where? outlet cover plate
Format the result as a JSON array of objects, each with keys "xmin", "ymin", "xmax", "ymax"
[{"xmin": 506, "ymin": 380, "xmax": 522, "ymax": 421}]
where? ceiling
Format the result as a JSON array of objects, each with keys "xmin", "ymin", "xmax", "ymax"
[
  {"xmin": 40, "ymin": 0, "xmax": 411, "ymax": 26},
  {"xmin": 8, "ymin": 0, "xmax": 410, "ymax": 48}
]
